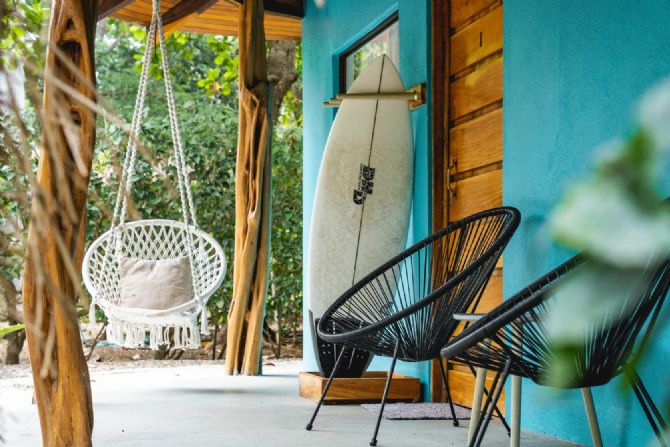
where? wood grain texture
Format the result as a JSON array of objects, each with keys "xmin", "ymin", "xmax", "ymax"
[
  {"xmin": 450, "ymin": 5, "xmax": 502, "ymax": 74},
  {"xmin": 431, "ymin": 0, "xmax": 503, "ymax": 406},
  {"xmin": 432, "ymin": 0, "xmax": 450, "ymax": 233},
  {"xmin": 449, "ymin": 0, "xmax": 498, "ymax": 30},
  {"xmin": 107, "ymin": 0, "xmax": 302, "ymax": 39},
  {"xmin": 23, "ymin": 1, "xmax": 98, "ymax": 445},
  {"xmin": 471, "ymin": 273, "xmax": 501, "ymax": 313},
  {"xmin": 452, "ymin": 274, "xmax": 502, "ymax": 337},
  {"xmin": 98, "ymin": 0, "xmax": 135, "ymax": 19},
  {"xmin": 448, "ymin": 368, "xmax": 506, "ymax": 413},
  {"xmin": 299, "ymin": 372, "xmax": 420, "ymax": 404},
  {"xmin": 161, "ymin": 0, "xmax": 218, "ymax": 35},
  {"xmin": 449, "ymin": 107, "xmax": 502, "ymax": 174},
  {"xmin": 225, "ymin": 0, "xmax": 272, "ymax": 376},
  {"xmin": 450, "ymin": 56, "xmax": 502, "ymax": 120},
  {"xmin": 449, "ymin": 169, "xmax": 502, "ymax": 222},
  {"xmin": 430, "ymin": 1, "xmax": 450, "ymax": 402}
]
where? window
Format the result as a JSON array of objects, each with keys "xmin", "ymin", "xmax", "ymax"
[{"xmin": 339, "ymin": 13, "xmax": 400, "ymax": 92}]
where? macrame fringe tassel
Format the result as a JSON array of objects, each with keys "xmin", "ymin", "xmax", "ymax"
[
  {"xmin": 88, "ymin": 300, "xmax": 97, "ymax": 331},
  {"xmin": 106, "ymin": 317, "xmax": 201, "ymax": 350},
  {"xmin": 200, "ymin": 306, "xmax": 209, "ymax": 335}
]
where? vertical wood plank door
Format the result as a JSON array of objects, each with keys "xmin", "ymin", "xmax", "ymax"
[{"xmin": 431, "ymin": 0, "xmax": 504, "ymax": 407}]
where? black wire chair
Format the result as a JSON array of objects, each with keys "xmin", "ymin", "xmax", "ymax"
[
  {"xmin": 442, "ymin": 254, "xmax": 670, "ymax": 447},
  {"xmin": 305, "ymin": 207, "xmax": 521, "ymax": 446}
]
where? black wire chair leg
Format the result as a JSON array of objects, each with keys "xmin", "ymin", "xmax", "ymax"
[
  {"xmin": 306, "ymin": 347, "xmax": 346, "ymax": 431},
  {"xmin": 630, "ymin": 377, "xmax": 663, "ymax": 445},
  {"xmin": 470, "ymin": 358, "xmax": 511, "ymax": 447},
  {"xmin": 438, "ymin": 359, "xmax": 459, "ymax": 426},
  {"xmin": 370, "ymin": 340, "xmax": 400, "ymax": 447},
  {"xmin": 634, "ymin": 370, "xmax": 668, "ymax": 433},
  {"xmin": 467, "ymin": 364, "xmax": 510, "ymax": 435},
  {"xmin": 628, "ymin": 369, "xmax": 668, "ymax": 447}
]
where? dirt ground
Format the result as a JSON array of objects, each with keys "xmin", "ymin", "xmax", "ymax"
[{"xmin": 0, "ymin": 322, "xmax": 303, "ymax": 370}]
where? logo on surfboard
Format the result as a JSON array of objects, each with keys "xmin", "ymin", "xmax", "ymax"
[{"xmin": 353, "ymin": 164, "xmax": 376, "ymax": 205}]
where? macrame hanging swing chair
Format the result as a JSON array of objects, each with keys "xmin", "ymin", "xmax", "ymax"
[{"xmin": 82, "ymin": 0, "xmax": 226, "ymax": 350}]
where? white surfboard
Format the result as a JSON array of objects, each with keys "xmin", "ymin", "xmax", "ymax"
[{"xmin": 308, "ymin": 55, "xmax": 414, "ymax": 327}]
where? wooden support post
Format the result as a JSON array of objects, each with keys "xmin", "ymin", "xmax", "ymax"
[
  {"xmin": 225, "ymin": 0, "xmax": 272, "ymax": 375},
  {"xmin": 467, "ymin": 367, "xmax": 487, "ymax": 445},
  {"xmin": 22, "ymin": 1, "xmax": 98, "ymax": 445},
  {"xmin": 510, "ymin": 375, "xmax": 522, "ymax": 447}
]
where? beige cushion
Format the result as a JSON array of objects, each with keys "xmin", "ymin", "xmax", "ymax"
[{"xmin": 119, "ymin": 256, "xmax": 193, "ymax": 310}]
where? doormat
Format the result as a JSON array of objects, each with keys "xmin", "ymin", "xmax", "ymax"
[{"xmin": 361, "ymin": 403, "xmax": 471, "ymax": 420}]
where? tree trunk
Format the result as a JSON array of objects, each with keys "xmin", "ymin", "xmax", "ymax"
[
  {"xmin": 225, "ymin": 0, "xmax": 272, "ymax": 375},
  {"xmin": 0, "ymin": 273, "xmax": 25, "ymax": 365},
  {"xmin": 5, "ymin": 329, "xmax": 26, "ymax": 365},
  {"xmin": 154, "ymin": 344, "xmax": 169, "ymax": 360},
  {"xmin": 266, "ymin": 40, "xmax": 298, "ymax": 124},
  {"xmin": 22, "ymin": 1, "xmax": 98, "ymax": 445}
]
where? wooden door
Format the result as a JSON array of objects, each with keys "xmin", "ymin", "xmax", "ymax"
[{"xmin": 431, "ymin": 0, "xmax": 504, "ymax": 406}]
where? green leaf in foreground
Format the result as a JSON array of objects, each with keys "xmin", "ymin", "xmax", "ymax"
[{"xmin": 0, "ymin": 324, "xmax": 25, "ymax": 339}]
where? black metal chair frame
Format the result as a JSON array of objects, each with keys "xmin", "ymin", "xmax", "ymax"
[
  {"xmin": 442, "ymin": 254, "xmax": 670, "ymax": 447},
  {"xmin": 305, "ymin": 207, "xmax": 521, "ymax": 446}
]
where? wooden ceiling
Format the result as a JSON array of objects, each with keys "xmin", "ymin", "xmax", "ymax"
[{"xmin": 98, "ymin": 0, "xmax": 302, "ymax": 40}]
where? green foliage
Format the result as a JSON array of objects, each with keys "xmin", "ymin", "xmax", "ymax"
[
  {"xmin": 278, "ymin": 43, "xmax": 302, "ymax": 128},
  {"xmin": 0, "ymin": 111, "xmax": 37, "ymax": 281},
  {"xmin": 0, "ymin": 323, "xmax": 24, "ymax": 339},
  {"xmin": 0, "ymin": 0, "xmax": 43, "ymax": 288},
  {"xmin": 196, "ymin": 35, "xmax": 238, "ymax": 97},
  {"xmin": 0, "ymin": 0, "xmax": 47, "ymax": 68},
  {"xmin": 267, "ymin": 121, "xmax": 303, "ymax": 340}
]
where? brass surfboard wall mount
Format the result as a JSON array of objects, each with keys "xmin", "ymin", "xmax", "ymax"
[{"xmin": 324, "ymin": 83, "xmax": 427, "ymax": 110}]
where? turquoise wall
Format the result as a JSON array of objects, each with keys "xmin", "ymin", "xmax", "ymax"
[
  {"xmin": 504, "ymin": 1, "xmax": 670, "ymax": 445},
  {"xmin": 302, "ymin": 0, "xmax": 433, "ymax": 396}
]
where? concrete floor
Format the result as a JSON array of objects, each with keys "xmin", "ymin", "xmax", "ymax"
[{"xmin": 0, "ymin": 361, "xmax": 581, "ymax": 447}]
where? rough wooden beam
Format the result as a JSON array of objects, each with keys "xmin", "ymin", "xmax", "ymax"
[
  {"xmin": 233, "ymin": 0, "xmax": 304, "ymax": 19},
  {"xmin": 23, "ymin": 0, "xmax": 98, "ymax": 445},
  {"xmin": 162, "ymin": 0, "xmax": 218, "ymax": 35},
  {"xmin": 226, "ymin": 0, "xmax": 272, "ymax": 376},
  {"xmin": 98, "ymin": 0, "xmax": 135, "ymax": 20},
  {"xmin": 163, "ymin": 0, "xmax": 218, "ymax": 25},
  {"xmin": 265, "ymin": 0, "xmax": 303, "ymax": 18}
]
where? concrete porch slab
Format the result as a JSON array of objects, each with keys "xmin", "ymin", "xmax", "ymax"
[{"xmin": 0, "ymin": 360, "xmax": 581, "ymax": 446}]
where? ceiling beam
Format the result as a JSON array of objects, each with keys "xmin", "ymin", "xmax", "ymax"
[
  {"xmin": 163, "ymin": 0, "xmax": 219, "ymax": 25},
  {"xmin": 161, "ymin": 0, "xmax": 219, "ymax": 36},
  {"xmin": 98, "ymin": 0, "xmax": 136, "ymax": 20},
  {"xmin": 233, "ymin": 0, "xmax": 304, "ymax": 19}
]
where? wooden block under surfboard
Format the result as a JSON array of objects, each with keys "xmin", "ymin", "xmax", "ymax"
[{"xmin": 299, "ymin": 371, "xmax": 421, "ymax": 405}]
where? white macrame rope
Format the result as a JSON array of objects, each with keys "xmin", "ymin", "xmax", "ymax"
[
  {"xmin": 108, "ymin": 0, "xmax": 195, "ymax": 228},
  {"xmin": 157, "ymin": 36, "xmax": 197, "ymax": 226},
  {"xmin": 153, "ymin": 0, "xmax": 208, "ymax": 333},
  {"xmin": 92, "ymin": 9, "xmax": 160, "ymax": 325},
  {"xmin": 84, "ymin": 0, "xmax": 226, "ymax": 344},
  {"xmin": 98, "ymin": 10, "xmax": 157, "ymax": 285},
  {"xmin": 115, "ymin": 14, "xmax": 157, "ymax": 227},
  {"xmin": 154, "ymin": 1, "xmax": 197, "ymax": 228}
]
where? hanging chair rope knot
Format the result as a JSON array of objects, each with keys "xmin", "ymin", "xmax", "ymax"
[{"xmin": 82, "ymin": 0, "xmax": 226, "ymax": 350}]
